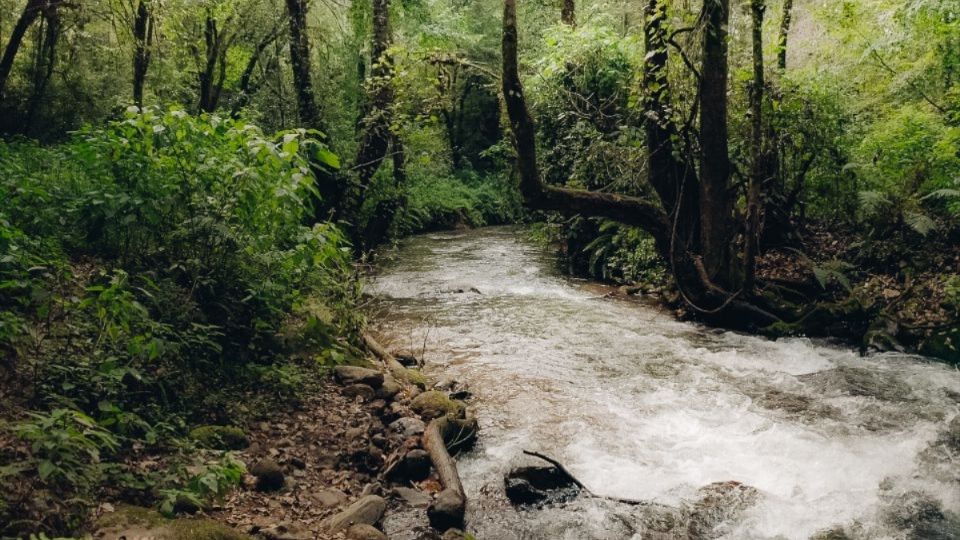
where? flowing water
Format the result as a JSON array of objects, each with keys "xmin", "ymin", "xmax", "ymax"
[{"xmin": 367, "ymin": 226, "xmax": 960, "ymax": 540}]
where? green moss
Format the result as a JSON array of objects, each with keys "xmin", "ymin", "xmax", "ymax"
[
  {"xmin": 188, "ymin": 425, "xmax": 249, "ymax": 450},
  {"xmin": 410, "ymin": 391, "xmax": 466, "ymax": 419},
  {"xmin": 392, "ymin": 366, "xmax": 429, "ymax": 389},
  {"xmin": 167, "ymin": 518, "xmax": 253, "ymax": 540},
  {"xmin": 96, "ymin": 505, "xmax": 166, "ymax": 530}
]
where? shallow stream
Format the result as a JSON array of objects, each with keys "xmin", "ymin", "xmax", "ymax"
[{"xmin": 368, "ymin": 226, "xmax": 960, "ymax": 539}]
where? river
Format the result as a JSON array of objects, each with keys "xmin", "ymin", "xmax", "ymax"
[{"xmin": 367, "ymin": 226, "xmax": 960, "ymax": 539}]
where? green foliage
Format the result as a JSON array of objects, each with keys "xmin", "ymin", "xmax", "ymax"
[
  {"xmin": 9, "ymin": 409, "xmax": 119, "ymax": 489},
  {"xmin": 398, "ymin": 170, "xmax": 522, "ymax": 234},
  {"xmin": 158, "ymin": 455, "xmax": 246, "ymax": 517},
  {"xmin": 582, "ymin": 221, "xmax": 666, "ymax": 285}
]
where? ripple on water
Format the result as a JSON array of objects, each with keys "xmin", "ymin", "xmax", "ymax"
[{"xmin": 369, "ymin": 226, "xmax": 960, "ymax": 540}]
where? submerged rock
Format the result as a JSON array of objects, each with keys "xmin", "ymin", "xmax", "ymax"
[
  {"xmin": 685, "ymin": 481, "xmax": 759, "ymax": 540},
  {"xmin": 504, "ymin": 464, "xmax": 581, "ymax": 506},
  {"xmin": 798, "ymin": 367, "xmax": 912, "ymax": 402}
]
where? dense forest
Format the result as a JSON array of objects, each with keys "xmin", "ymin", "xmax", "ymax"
[{"xmin": 0, "ymin": 0, "xmax": 958, "ymax": 537}]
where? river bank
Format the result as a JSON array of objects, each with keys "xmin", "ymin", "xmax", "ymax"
[{"xmin": 367, "ymin": 226, "xmax": 960, "ymax": 539}]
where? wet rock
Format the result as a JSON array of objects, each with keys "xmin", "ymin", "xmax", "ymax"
[
  {"xmin": 393, "ymin": 486, "xmax": 432, "ymax": 508},
  {"xmin": 188, "ymin": 425, "xmax": 249, "ymax": 450},
  {"xmin": 389, "ymin": 417, "xmax": 426, "ymax": 438},
  {"xmin": 427, "ymin": 489, "xmax": 465, "ymax": 531},
  {"xmin": 686, "ymin": 481, "xmax": 759, "ymax": 540},
  {"xmin": 395, "ymin": 353, "xmax": 420, "ymax": 367},
  {"xmin": 798, "ymin": 367, "xmax": 912, "ymax": 402},
  {"xmin": 883, "ymin": 490, "xmax": 953, "ymax": 539},
  {"xmin": 435, "ymin": 415, "xmax": 479, "ymax": 454},
  {"xmin": 346, "ymin": 523, "xmax": 388, "ymax": 540},
  {"xmin": 316, "ymin": 488, "xmax": 349, "ymax": 507},
  {"xmin": 504, "ymin": 465, "xmax": 580, "ymax": 506},
  {"xmin": 809, "ymin": 527, "xmax": 851, "ymax": 540},
  {"xmin": 324, "ymin": 495, "xmax": 387, "ymax": 532},
  {"xmin": 334, "ymin": 366, "xmax": 384, "ymax": 388},
  {"xmin": 250, "ymin": 459, "xmax": 285, "ymax": 492},
  {"xmin": 941, "ymin": 415, "xmax": 960, "ymax": 450},
  {"xmin": 441, "ymin": 529, "xmax": 469, "ymax": 540},
  {"xmin": 388, "ymin": 449, "xmax": 432, "ymax": 482},
  {"xmin": 410, "ymin": 391, "xmax": 466, "ymax": 420},
  {"xmin": 343, "ymin": 383, "xmax": 376, "ymax": 401}
]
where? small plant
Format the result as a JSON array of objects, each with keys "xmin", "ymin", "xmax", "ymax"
[
  {"xmin": 158, "ymin": 454, "xmax": 246, "ymax": 517},
  {"xmin": 10, "ymin": 409, "xmax": 119, "ymax": 489}
]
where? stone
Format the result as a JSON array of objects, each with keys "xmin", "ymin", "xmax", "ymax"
[
  {"xmin": 334, "ymin": 366, "xmax": 384, "ymax": 388},
  {"xmin": 686, "ymin": 481, "xmax": 759, "ymax": 540},
  {"xmin": 389, "ymin": 417, "xmax": 426, "ymax": 438},
  {"xmin": 375, "ymin": 377, "xmax": 402, "ymax": 400},
  {"xmin": 258, "ymin": 521, "xmax": 311, "ymax": 540},
  {"xmin": 250, "ymin": 459, "xmax": 284, "ymax": 492},
  {"xmin": 343, "ymin": 384, "xmax": 376, "ymax": 401},
  {"xmin": 346, "ymin": 524, "xmax": 388, "ymax": 540},
  {"xmin": 392, "ymin": 487, "xmax": 432, "ymax": 508},
  {"xmin": 504, "ymin": 465, "xmax": 580, "ymax": 506},
  {"xmin": 427, "ymin": 489, "xmax": 465, "ymax": 531},
  {"xmin": 441, "ymin": 529, "xmax": 469, "ymax": 540},
  {"xmin": 410, "ymin": 391, "xmax": 466, "ymax": 420},
  {"xmin": 188, "ymin": 425, "xmax": 249, "ymax": 450},
  {"xmin": 388, "ymin": 449, "xmax": 431, "ymax": 482},
  {"xmin": 289, "ymin": 456, "xmax": 306, "ymax": 469},
  {"xmin": 316, "ymin": 488, "xmax": 348, "ymax": 507},
  {"xmin": 324, "ymin": 495, "xmax": 387, "ymax": 532}
]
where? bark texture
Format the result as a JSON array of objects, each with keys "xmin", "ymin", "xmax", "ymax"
[{"xmin": 0, "ymin": 0, "xmax": 46, "ymax": 101}]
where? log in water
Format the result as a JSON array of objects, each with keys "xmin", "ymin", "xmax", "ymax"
[{"xmin": 369, "ymin": 226, "xmax": 960, "ymax": 539}]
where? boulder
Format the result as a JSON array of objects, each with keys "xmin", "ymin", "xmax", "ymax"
[
  {"xmin": 343, "ymin": 384, "xmax": 376, "ymax": 401},
  {"xmin": 504, "ymin": 465, "xmax": 580, "ymax": 506},
  {"xmin": 389, "ymin": 417, "xmax": 426, "ymax": 438},
  {"xmin": 375, "ymin": 376, "xmax": 402, "ymax": 400},
  {"xmin": 188, "ymin": 425, "xmax": 249, "ymax": 450},
  {"xmin": 315, "ymin": 488, "xmax": 348, "ymax": 508},
  {"xmin": 346, "ymin": 524, "xmax": 388, "ymax": 540},
  {"xmin": 410, "ymin": 391, "xmax": 466, "ymax": 420},
  {"xmin": 324, "ymin": 495, "xmax": 387, "ymax": 532},
  {"xmin": 427, "ymin": 489, "xmax": 465, "ymax": 531},
  {"xmin": 334, "ymin": 366, "xmax": 384, "ymax": 388},
  {"xmin": 249, "ymin": 459, "xmax": 284, "ymax": 492}
]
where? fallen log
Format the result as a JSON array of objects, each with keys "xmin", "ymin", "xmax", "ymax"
[
  {"xmin": 424, "ymin": 419, "xmax": 466, "ymax": 530},
  {"xmin": 363, "ymin": 331, "xmax": 408, "ymax": 375}
]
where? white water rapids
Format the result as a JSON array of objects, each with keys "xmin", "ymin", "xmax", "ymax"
[{"xmin": 368, "ymin": 227, "xmax": 960, "ymax": 539}]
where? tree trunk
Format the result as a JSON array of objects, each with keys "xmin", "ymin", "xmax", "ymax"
[
  {"xmin": 560, "ymin": 0, "xmax": 575, "ymax": 26},
  {"xmin": 743, "ymin": 0, "xmax": 765, "ymax": 291},
  {"xmin": 698, "ymin": 0, "xmax": 733, "ymax": 286},
  {"xmin": 0, "ymin": 0, "xmax": 45, "ymax": 102},
  {"xmin": 285, "ymin": 0, "xmax": 322, "ymax": 129},
  {"xmin": 25, "ymin": 5, "xmax": 61, "ymax": 130},
  {"xmin": 777, "ymin": 0, "xmax": 793, "ymax": 70},
  {"xmin": 198, "ymin": 14, "xmax": 219, "ymax": 112},
  {"xmin": 132, "ymin": 0, "xmax": 153, "ymax": 108},
  {"xmin": 352, "ymin": 0, "xmax": 394, "ymax": 184},
  {"xmin": 231, "ymin": 26, "xmax": 281, "ymax": 117}
]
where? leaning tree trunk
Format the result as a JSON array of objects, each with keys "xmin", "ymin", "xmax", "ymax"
[
  {"xmin": 231, "ymin": 26, "xmax": 282, "ymax": 117},
  {"xmin": 25, "ymin": 5, "xmax": 61, "ymax": 130},
  {"xmin": 0, "ymin": 0, "xmax": 45, "ymax": 102},
  {"xmin": 743, "ymin": 0, "xmax": 766, "ymax": 291},
  {"xmin": 132, "ymin": 0, "xmax": 153, "ymax": 108}
]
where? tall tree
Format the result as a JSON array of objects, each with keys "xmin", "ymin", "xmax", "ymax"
[
  {"xmin": 132, "ymin": 0, "xmax": 154, "ymax": 108},
  {"xmin": 284, "ymin": 0, "xmax": 322, "ymax": 128},
  {"xmin": 698, "ymin": 0, "xmax": 733, "ymax": 284},
  {"xmin": 743, "ymin": 0, "xmax": 766, "ymax": 291},
  {"xmin": 24, "ymin": 3, "xmax": 63, "ymax": 127},
  {"xmin": 560, "ymin": 0, "xmax": 575, "ymax": 26},
  {"xmin": 777, "ymin": 0, "xmax": 793, "ymax": 70},
  {"xmin": 0, "ymin": 0, "xmax": 46, "ymax": 101},
  {"xmin": 502, "ymin": 0, "xmax": 780, "ymax": 322}
]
